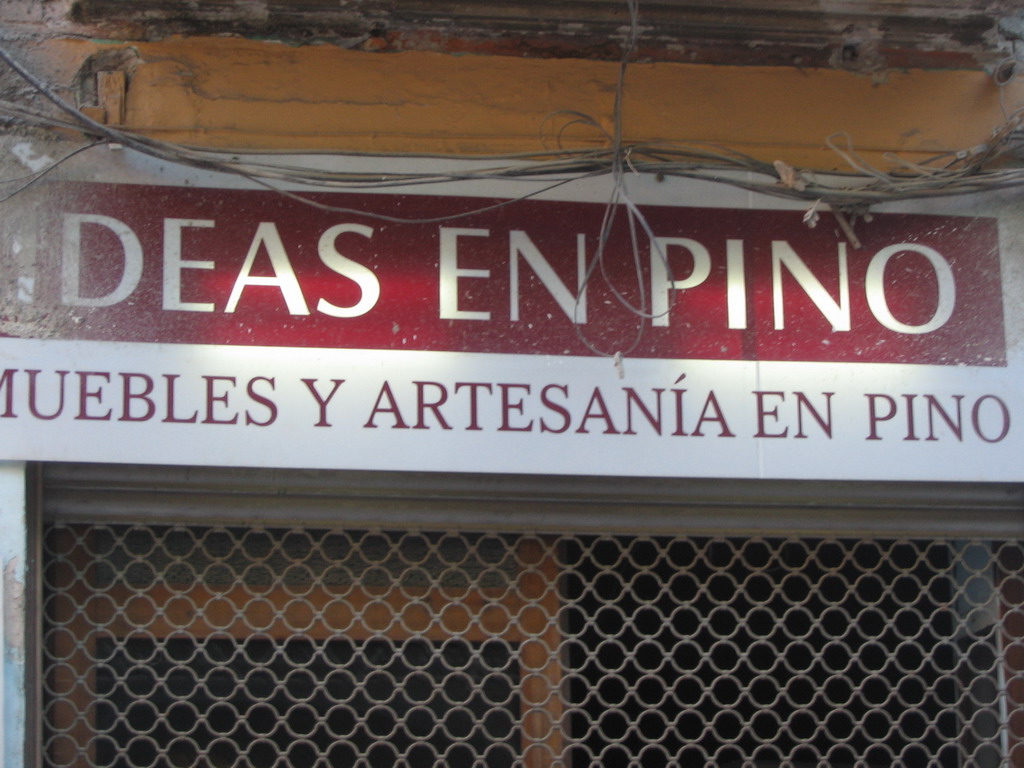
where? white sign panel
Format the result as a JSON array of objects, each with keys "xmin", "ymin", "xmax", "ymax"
[{"xmin": 1, "ymin": 158, "xmax": 1020, "ymax": 481}]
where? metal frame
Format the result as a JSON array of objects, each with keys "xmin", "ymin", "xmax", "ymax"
[{"xmin": 40, "ymin": 462, "xmax": 1024, "ymax": 537}]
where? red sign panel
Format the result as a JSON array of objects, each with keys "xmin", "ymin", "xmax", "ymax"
[{"xmin": 7, "ymin": 182, "xmax": 1005, "ymax": 365}]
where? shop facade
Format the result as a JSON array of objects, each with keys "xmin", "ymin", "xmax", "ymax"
[{"xmin": 3, "ymin": 2, "xmax": 1024, "ymax": 765}]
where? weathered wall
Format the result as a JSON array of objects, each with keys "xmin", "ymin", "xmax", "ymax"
[
  {"xmin": 3, "ymin": 35, "xmax": 1022, "ymax": 171},
  {"xmin": 10, "ymin": 0, "xmax": 1023, "ymax": 69}
]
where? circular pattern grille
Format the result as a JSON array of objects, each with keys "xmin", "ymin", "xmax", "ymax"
[{"xmin": 42, "ymin": 525, "xmax": 1024, "ymax": 767}]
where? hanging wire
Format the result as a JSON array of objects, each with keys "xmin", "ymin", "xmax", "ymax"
[
  {"xmin": 0, "ymin": 140, "xmax": 102, "ymax": 203},
  {"xmin": 571, "ymin": 0, "xmax": 648, "ymax": 357},
  {"xmin": 2, "ymin": 40, "xmax": 1023, "ymax": 211},
  {"xmin": 570, "ymin": 0, "xmax": 685, "ymax": 359}
]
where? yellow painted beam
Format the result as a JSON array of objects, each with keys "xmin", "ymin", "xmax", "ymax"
[{"xmin": 37, "ymin": 37, "xmax": 1024, "ymax": 171}]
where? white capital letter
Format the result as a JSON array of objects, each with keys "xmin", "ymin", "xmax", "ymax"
[
  {"xmin": 316, "ymin": 223, "xmax": 380, "ymax": 318},
  {"xmin": 651, "ymin": 237, "xmax": 711, "ymax": 327},
  {"xmin": 439, "ymin": 227, "xmax": 490, "ymax": 320},
  {"xmin": 726, "ymin": 239, "xmax": 747, "ymax": 330},
  {"xmin": 866, "ymin": 244, "xmax": 955, "ymax": 334},
  {"xmin": 163, "ymin": 218, "xmax": 215, "ymax": 312},
  {"xmin": 772, "ymin": 241, "xmax": 850, "ymax": 332},
  {"xmin": 225, "ymin": 222, "xmax": 309, "ymax": 315},
  {"xmin": 509, "ymin": 230, "xmax": 586, "ymax": 323},
  {"xmin": 62, "ymin": 214, "xmax": 143, "ymax": 307}
]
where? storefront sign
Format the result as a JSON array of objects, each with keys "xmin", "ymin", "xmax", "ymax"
[
  {"xmin": 0, "ymin": 179, "xmax": 1019, "ymax": 481},
  {"xmin": 26, "ymin": 183, "xmax": 1005, "ymax": 364}
]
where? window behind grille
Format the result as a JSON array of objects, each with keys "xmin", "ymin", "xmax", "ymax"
[
  {"xmin": 42, "ymin": 521, "xmax": 1024, "ymax": 767},
  {"xmin": 94, "ymin": 636, "xmax": 520, "ymax": 768}
]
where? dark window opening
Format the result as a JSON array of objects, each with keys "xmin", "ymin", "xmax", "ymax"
[{"xmin": 95, "ymin": 636, "xmax": 520, "ymax": 768}]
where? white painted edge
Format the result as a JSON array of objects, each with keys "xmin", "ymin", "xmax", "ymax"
[{"xmin": 0, "ymin": 462, "xmax": 26, "ymax": 768}]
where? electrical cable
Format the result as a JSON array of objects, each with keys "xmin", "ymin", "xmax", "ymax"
[
  {"xmin": 0, "ymin": 141, "xmax": 102, "ymax": 203},
  {"xmin": 3, "ymin": 38, "xmax": 1023, "ymax": 210},
  {"xmin": 572, "ymin": 0, "xmax": 653, "ymax": 358}
]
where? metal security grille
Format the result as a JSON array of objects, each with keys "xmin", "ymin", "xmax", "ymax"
[{"xmin": 42, "ymin": 524, "xmax": 1024, "ymax": 767}]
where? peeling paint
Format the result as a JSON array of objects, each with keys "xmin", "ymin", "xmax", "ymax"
[
  {"xmin": 3, "ymin": 559, "xmax": 23, "ymax": 655},
  {"xmin": 3, "ymin": 0, "xmax": 1014, "ymax": 69},
  {"xmin": 10, "ymin": 143, "xmax": 52, "ymax": 172},
  {"xmin": 0, "ymin": 463, "xmax": 27, "ymax": 768},
  {"xmin": 829, "ymin": 24, "xmax": 887, "ymax": 74},
  {"xmin": 999, "ymin": 12, "xmax": 1024, "ymax": 43},
  {"xmin": 16, "ymin": 277, "xmax": 34, "ymax": 304}
]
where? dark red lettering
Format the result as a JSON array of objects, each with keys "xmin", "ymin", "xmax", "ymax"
[
  {"xmin": 119, "ymin": 373, "xmax": 156, "ymax": 422},
  {"xmin": 624, "ymin": 388, "xmax": 663, "ymax": 435},
  {"xmin": 795, "ymin": 392, "xmax": 833, "ymax": 439},
  {"xmin": 162, "ymin": 374, "xmax": 198, "ymax": 424},
  {"xmin": 972, "ymin": 395, "xmax": 1010, "ymax": 443},
  {"xmin": 754, "ymin": 391, "xmax": 787, "ymax": 438},
  {"xmin": 202, "ymin": 376, "xmax": 238, "ymax": 424},
  {"xmin": 692, "ymin": 392, "xmax": 734, "ymax": 437},
  {"xmin": 865, "ymin": 393, "xmax": 896, "ymax": 440},
  {"xmin": 539, "ymin": 384, "xmax": 570, "ymax": 434},
  {"xmin": 576, "ymin": 388, "xmax": 618, "ymax": 435},
  {"xmin": 925, "ymin": 395, "xmax": 963, "ymax": 441},
  {"xmin": 498, "ymin": 384, "xmax": 533, "ymax": 432},
  {"xmin": 414, "ymin": 381, "xmax": 451, "ymax": 430},
  {"xmin": 454, "ymin": 382, "xmax": 492, "ymax": 431},
  {"xmin": 76, "ymin": 372, "xmax": 112, "ymax": 421},
  {"xmin": 27, "ymin": 369, "xmax": 67, "ymax": 420},
  {"xmin": 364, "ymin": 382, "xmax": 409, "ymax": 429},
  {"xmin": 246, "ymin": 377, "xmax": 277, "ymax": 426},
  {"xmin": 302, "ymin": 378, "xmax": 344, "ymax": 427}
]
